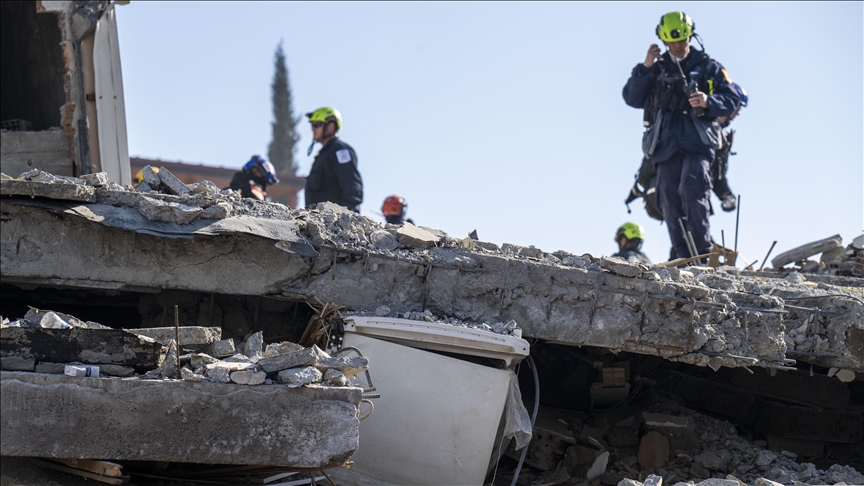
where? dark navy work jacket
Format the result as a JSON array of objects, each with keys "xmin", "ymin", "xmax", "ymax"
[
  {"xmin": 623, "ymin": 49, "xmax": 740, "ymax": 165},
  {"xmin": 304, "ymin": 137, "xmax": 363, "ymax": 212}
]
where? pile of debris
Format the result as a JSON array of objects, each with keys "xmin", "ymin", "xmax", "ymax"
[
  {"xmin": 1, "ymin": 306, "xmax": 368, "ymax": 390},
  {"xmin": 492, "ymin": 396, "xmax": 864, "ymax": 486},
  {"xmin": 768, "ymin": 234, "xmax": 864, "ymax": 278}
]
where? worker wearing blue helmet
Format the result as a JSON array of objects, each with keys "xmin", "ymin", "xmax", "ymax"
[
  {"xmin": 711, "ymin": 82, "xmax": 748, "ymax": 212},
  {"xmin": 228, "ymin": 155, "xmax": 279, "ymax": 201}
]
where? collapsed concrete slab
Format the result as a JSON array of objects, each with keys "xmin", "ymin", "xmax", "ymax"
[
  {"xmin": 2, "ymin": 173, "xmax": 863, "ymax": 373},
  {"xmin": 0, "ymin": 371, "xmax": 360, "ymax": 467}
]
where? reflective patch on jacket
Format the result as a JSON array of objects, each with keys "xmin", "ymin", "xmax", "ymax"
[{"xmin": 336, "ymin": 149, "xmax": 352, "ymax": 164}]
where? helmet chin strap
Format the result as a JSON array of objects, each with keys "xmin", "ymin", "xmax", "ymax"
[{"xmin": 307, "ymin": 140, "xmax": 316, "ymax": 157}]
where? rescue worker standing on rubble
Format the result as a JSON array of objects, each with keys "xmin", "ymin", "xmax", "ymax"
[
  {"xmin": 381, "ymin": 195, "xmax": 414, "ymax": 225},
  {"xmin": 304, "ymin": 107, "xmax": 363, "ymax": 213},
  {"xmin": 623, "ymin": 12, "xmax": 739, "ymax": 261},
  {"xmin": 613, "ymin": 222, "xmax": 652, "ymax": 264},
  {"xmin": 228, "ymin": 155, "xmax": 278, "ymax": 201},
  {"xmin": 711, "ymin": 82, "xmax": 748, "ymax": 212}
]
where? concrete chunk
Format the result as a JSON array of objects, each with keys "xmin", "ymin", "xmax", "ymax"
[
  {"xmin": 0, "ymin": 356, "xmax": 35, "ymax": 371},
  {"xmin": 206, "ymin": 366, "xmax": 231, "ymax": 383},
  {"xmin": 244, "ymin": 331, "xmax": 264, "ymax": 361},
  {"xmin": 205, "ymin": 361, "xmax": 255, "ymax": 372},
  {"xmin": 200, "ymin": 200, "xmax": 232, "ymax": 219},
  {"xmin": 315, "ymin": 356, "xmax": 369, "ymax": 377},
  {"xmin": 157, "ymin": 166, "xmax": 191, "ymax": 195},
  {"xmin": 140, "ymin": 166, "xmax": 161, "ymax": 190},
  {"xmin": 323, "ymin": 369, "xmax": 349, "ymax": 386},
  {"xmin": 258, "ymin": 346, "xmax": 328, "ymax": 373},
  {"xmin": 1, "ymin": 179, "xmax": 96, "ymax": 202},
  {"xmin": 34, "ymin": 362, "xmax": 65, "ymax": 374},
  {"xmin": 199, "ymin": 339, "xmax": 236, "ymax": 358},
  {"xmin": 396, "ymin": 223, "xmax": 439, "ymax": 249},
  {"xmin": 0, "ymin": 327, "xmax": 163, "ymax": 371},
  {"xmin": 79, "ymin": 172, "xmax": 109, "ymax": 187},
  {"xmin": 1, "ymin": 371, "xmax": 360, "ymax": 467},
  {"xmin": 138, "ymin": 196, "xmax": 202, "ymax": 224},
  {"xmin": 277, "ymin": 366, "xmax": 323, "ymax": 387},
  {"xmin": 131, "ymin": 326, "xmax": 221, "ymax": 347},
  {"xmin": 264, "ymin": 341, "xmax": 305, "ymax": 358},
  {"xmin": 190, "ymin": 353, "xmax": 218, "ymax": 369},
  {"xmin": 600, "ymin": 256, "xmax": 645, "ymax": 278},
  {"xmin": 231, "ymin": 369, "xmax": 267, "ymax": 385}
]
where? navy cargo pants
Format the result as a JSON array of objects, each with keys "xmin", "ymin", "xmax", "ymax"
[{"xmin": 656, "ymin": 153, "xmax": 713, "ymax": 260}]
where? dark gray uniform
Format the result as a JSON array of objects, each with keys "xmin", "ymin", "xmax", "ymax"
[{"xmin": 304, "ymin": 138, "xmax": 363, "ymax": 212}]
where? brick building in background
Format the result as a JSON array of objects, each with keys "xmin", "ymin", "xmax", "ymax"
[{"xmin": 131, "ymin": 157, "xmax": 306, "ymax": 208}]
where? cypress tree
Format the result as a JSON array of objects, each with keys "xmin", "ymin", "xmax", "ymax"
[{"xmin": 267, "ymin": 42, "xmax": 299, "ymax": 175}]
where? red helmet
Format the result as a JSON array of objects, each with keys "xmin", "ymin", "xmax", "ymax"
[{"xmin": 382, "ymin": 195, "xmax": 406, "ymax": 216}]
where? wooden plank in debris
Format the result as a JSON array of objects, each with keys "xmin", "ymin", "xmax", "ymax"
[
  {"xmin": 32, "ymin": 459, "xmax": 129, "ymax": 484},
  {"xmin": 53, "ymin": 458, "xmax": 123, "ymax": 477},
  {"xmin": 0, "ymin": 327, "xmax": 163, "ymax": 371}
]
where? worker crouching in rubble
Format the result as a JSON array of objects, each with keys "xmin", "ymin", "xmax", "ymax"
[
  {"xmin": 228, "ymin": 155, "xmax": 279, "ymax": 201},
  {"xmin": 613, "ymin": 222, "xmax": 652, "ymax": 264},
  {"xmin": 623, "ymin": 12, "xmax": 739, "ymax": 261},
  {"xmin": 304, "ymin": 107, "xmax": 363, "ymax": 213}
]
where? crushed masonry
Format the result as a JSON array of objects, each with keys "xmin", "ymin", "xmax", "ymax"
[{"xmin": 2, "ymin": 168, "xmax": 863, "ymax": 485}]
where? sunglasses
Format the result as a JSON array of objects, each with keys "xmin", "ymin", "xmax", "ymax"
[{"xmin": 311, "ymin": 122, "xmax": 324, "ymax": 128}]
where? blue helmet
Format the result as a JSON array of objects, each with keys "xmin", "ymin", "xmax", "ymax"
[
  {"xmin": 243, "ymin": 155, "xmax": 279, "ymax": 184},
  {"xmin": 731, "ymin": 83, "xmax": 748, "ymax": 108}
]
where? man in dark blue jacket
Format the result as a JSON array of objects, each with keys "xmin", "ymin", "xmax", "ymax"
[
  {"xmin": 623, "ymin": 12, "xmax": 739, "ymax": 261},
  {"xmin": 304, "ymin": 106, "xmax": 363, "ymax": 212}
]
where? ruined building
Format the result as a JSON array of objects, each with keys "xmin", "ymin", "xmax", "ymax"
[{"xmin": 2, "ymin": 2, "xmax": 863, "ymax": 485}]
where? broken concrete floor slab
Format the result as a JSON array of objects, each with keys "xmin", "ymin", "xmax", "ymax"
[
  {"xmin": 2, "ymin": 194, "xmax": 863, "ymax": 372},
  {"xmin": 0, "ymin": 371, "xmax": 361, "ymax": 468}
]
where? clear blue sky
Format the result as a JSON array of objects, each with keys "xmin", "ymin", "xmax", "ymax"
[{"xmin": 117, "ymin": 2, "xmax": 863, "ymax": 266}]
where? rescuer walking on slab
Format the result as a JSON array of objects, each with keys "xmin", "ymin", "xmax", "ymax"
[{"xmin": 622, "ymin": 12, "xmax": 740, "ymax": 261}]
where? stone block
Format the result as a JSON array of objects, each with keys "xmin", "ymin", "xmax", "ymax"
[
  {"xmin": 201, "ymin": 201, "xmax": 232, "ymax": 219},
  {"xmin": 642, "ymin": 413, "xmax": 698, "ymax": 450},
  {"xmin": 138, "ymin": 196, "xmax": 202, "ymax": 224},
  {"xmin": 80, "ymin": 172, "xmax": 109, "ymax": 187},
  {"xmin": 130, "ymin": 327, "xmax": 221, "ymax": 347},
  {"xmin": 206, "ymin": 366, "xmax": 231, "ymax": 383},
  {"xmin": 157, "ymin": 167, "xmax": 191, "ymax": 195},
  {"xmin": 259, "ymin": 346, "xmax": 328, "ymax": 373},
  {"xmin": 1, "ymin": 356, "xmax": 35, "ymax": 371},
  {"xmin": 314, "ymin": 356, "xmax": 369, "ymax": 377},
  {"xmin": 244, "ymin": 331, "xmax": 264, "ymax": 361},
  {"xmin": 97, "ymin": 364, "xmax": 135, "ymax": 377},
  {"xmin": 323, "ymin": 369, "xmax": 349, "ymax": 386},
  {"xmin": 190, "ymin": 353, "xmax": 218, "ymax": 370},
  {"xmin": 0, "ymin": 327, "xmax": 162, "ymax": 371},
  {"xmin": 1, "ymin": 371, "xmax": 360, "ymax": 467},
  {"xmin": 600, "ymin": 257, "xmax": 645, "ymax": 278},
  {"xmin": 277, "ymin": 366, "xmax": 323, "ymax": 387},
  {"xmin": 264, "ymin": 342, "xmax": 305, "ymax": 358},
  {"xmin": 475, "ymin": 241, "xmax": 500, "ymax": 252},
  {"xmin": 501, "ymin": 243, "xmax": 544, "ymax": 259},
  {"xmin": 199, "ymin": 339, "xmax": 236, "ymax": 358},
  {"xmin": 370, "ymin": 230, "xmax": 398, "ymax": 250},
  {"xmin": 396, "ymin": 224, "xmax": 439, "ymax": 249},
  {"xmin": 231, "ymin": 369, "xmax": 266, "ymax": 385},
  {"xmin": 140, "ymin": 166, "xmax": 161, "ymax": 189},
  {"xmin": 34, "ymin": 362, "xmax": 65, "ymax": 374},
  {"xmin": 694, "ymin": 450, "xmax": 730, "ymax": 471},
  {"xmin": 0, "ymin": 179, "xmax": 95, "ymax": 202}
]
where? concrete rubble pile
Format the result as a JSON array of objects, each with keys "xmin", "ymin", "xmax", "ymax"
[
  {"xmin": 0, "ymin": 306, "xmax": 364, "ymax": 469},
  {"xmin": 492, "ymin": 392, "xmax": 864, "ymax": 486},
  {"xmin": 3, "ymin": 168, "xmax": 861, "ymax": 374},
  {"xmin": 3, "ymin": 168, "xmax": 864, "ymax": 485}
]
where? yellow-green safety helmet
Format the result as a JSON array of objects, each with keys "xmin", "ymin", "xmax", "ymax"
[
  {"xmin": 656, "ymin": 12, "xmax": 695, "ymax": 43},
  {"xmin": 306, "ymin": 107, "xmax": 343, "ymax": 130},
  {"xmin": 616, "ymin": 222, "xmax": 646, "ymax": 242}
]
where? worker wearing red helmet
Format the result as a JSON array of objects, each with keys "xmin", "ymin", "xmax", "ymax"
[{"xmin": 381, "ymin": 195, "xmax": 413, "ymax": 225}]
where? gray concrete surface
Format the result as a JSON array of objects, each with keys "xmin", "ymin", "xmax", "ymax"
[
  {"xmin": 0, "ymin": 130, "xmax": 73, "ymax": 177},
  {"xmin": 0, "ymin": 371, "xmax": 361, "ymax": 467},
  {"xmin": 2, "ymin": 177, "xmax": 862, "ymax": 372}
]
